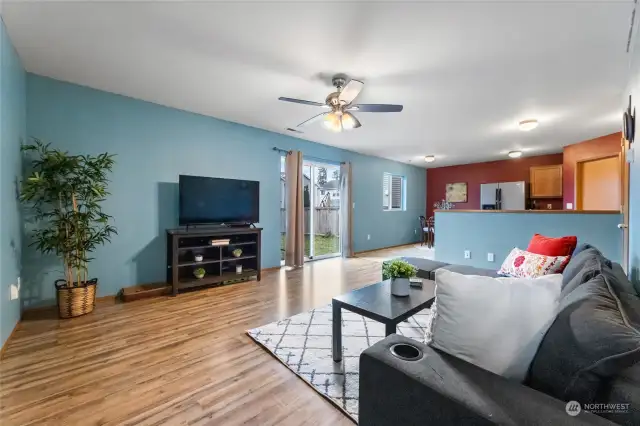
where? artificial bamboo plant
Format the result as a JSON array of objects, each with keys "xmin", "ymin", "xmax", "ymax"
[{"xmin": 20, "ymin": 139, "xmax": 117, "ymax": 287}]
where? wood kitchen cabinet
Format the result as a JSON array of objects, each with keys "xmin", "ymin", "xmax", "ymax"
[{"xmin": 530, "ymin": 165, "xmax": 563, "ymax": 198}]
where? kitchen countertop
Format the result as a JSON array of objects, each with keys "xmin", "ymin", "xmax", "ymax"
[{"xmin": 434, "ymin": 209, "xmax": 621, "ymax": 214}]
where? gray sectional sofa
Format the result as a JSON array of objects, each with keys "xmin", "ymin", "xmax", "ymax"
[
  {"xmin": 402, "ymin": 257, "xmax": 502, "ymax": 280},
  {"xmin": 361, "ymin": 246, "xmax": 640, "ymax": 425}
]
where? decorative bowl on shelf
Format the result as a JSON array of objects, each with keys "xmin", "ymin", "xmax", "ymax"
[
  {"xmin": 194, "ymin": 254, "xmax": 203, "ymax": 262},
  {"xmin": 232, "ymin": 248, "xmax": 243, "ymax": 258},
  {"xmin": 193, "ymin": 268, "xmax": 206, "ymax": 279}
]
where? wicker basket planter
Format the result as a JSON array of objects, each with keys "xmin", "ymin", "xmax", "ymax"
[{"xmin": 55, "ymin": 278, "xmax": 98, "ymax": 319}]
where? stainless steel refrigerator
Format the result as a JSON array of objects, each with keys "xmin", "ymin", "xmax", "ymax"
[{"xmin": 480, "ymin": 181, "xmax": 527, "ymax": 210}]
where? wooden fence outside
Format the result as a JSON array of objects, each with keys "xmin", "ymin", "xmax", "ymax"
[{"xmin": 280, "ymin": 207, "xmax": 340, "ymax": 236}]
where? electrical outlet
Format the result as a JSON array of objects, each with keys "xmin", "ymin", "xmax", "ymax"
[
  {"xmin": 566, "ymin": 203, "xmax": 573, "ymax": 210},
  {"xmin": 547, "ymin": 204, "xmax": 552, "ymax": 210},
  {"xmin": 367, "ymin": 234, "xmax": 371, "ymax": 240},
  {"xmin": 464, "ymin": 250, "xmax": 471, "ymax": 259},
  {"xmin": 487, "ymin": 253, "xmax": 495, "ymax": 262}
]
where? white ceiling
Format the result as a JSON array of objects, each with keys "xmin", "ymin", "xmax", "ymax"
[{"xmin": 2, "ymin": 1, "xmax": 633, "ymax": 167}]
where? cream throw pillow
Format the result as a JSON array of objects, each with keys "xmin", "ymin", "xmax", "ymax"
[{"xmin": 426, "ymin": 269, "xmax": 562, "ymax": 381}]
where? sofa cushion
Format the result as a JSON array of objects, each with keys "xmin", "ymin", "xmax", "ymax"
[
  {"xmin": 398, "ymin": 257, "xmax": 449, "ymax": 280},
  {"xmin": 597, "ymin": 363, "xmax": 640, "ymax": 425},
  {"xmin": 527, "ymin": 233, "xmax": 577, "ymax": 257},
  {"xmin": 573, "ymin": 243, "xmax": 596, "ymax": 258},
  {"xmin": 437, "ymin": 264, "xmax": 500, "ymax": 278},
  {"xmin": 560, "ymin": 250, "xmax": 608, "ymax": 299},
  {"xmin": 529, "ymin": 269, "xmax": 640, "ymax": 405},
  {"xmin": 609, "ymin": 262, "xmax": 640, "ymax": 296},
  {"xmin": 428, "ymin": 269, "xmax": 562, "ymax": 381},
  {"xmin": 561, "ymin": 247, "xmax": 607, "ymax": 290}
]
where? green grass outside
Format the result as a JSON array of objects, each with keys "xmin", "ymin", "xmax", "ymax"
[{"xmin": 280, "ymin": 233, "xmax": 340, "ymax": 259}]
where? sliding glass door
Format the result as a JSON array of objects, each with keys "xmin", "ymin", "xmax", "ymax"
[
  {"xmin": 280, "ymin": 157, "xmax": 341, "ymax": 262},
  {"xmin": 304, "ymin": 160, "xmax": 341, "ymax": 260}
]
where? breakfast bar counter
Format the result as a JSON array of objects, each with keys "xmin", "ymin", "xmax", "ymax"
[
  {"xmin": 434, "ymin": 209, "xmax": 621, "ymax": 214},
  {"xmin": 433, "ymin": 209, "xmax": 623, "ymax": 269}
]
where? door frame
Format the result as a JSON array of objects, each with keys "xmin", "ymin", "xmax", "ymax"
[
  {"xmin": 574, "ymin": 153, "xmax": 622, "ymax": 211},
  {"xmin": 621, "ymin": 136, "xmax": 630, "ymax": 273}
]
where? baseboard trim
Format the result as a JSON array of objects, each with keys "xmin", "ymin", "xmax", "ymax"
[
  {"xmin": 21, "ymin": 294, "xmax": 119, "ymax": 318},
  {"xmin": 1, "ymin": 321, "xmax": 20, "ymax": 360},
  {"xmin": 354, "ymin": 242, "xmax": 420, "ymax": 256}
]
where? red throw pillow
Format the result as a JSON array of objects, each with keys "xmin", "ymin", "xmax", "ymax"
[{"xmin": 527, "ymin": 233, "xmax": 577, "ymax": 257}]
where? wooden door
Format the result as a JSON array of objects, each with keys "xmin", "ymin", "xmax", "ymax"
[
  {"xmin": 576, "ymin": 156, "xmax": 621, "ymax": 211},
  {"xmin": 530, "ymin": 165, "xmax": 563, "ymax": 198}
]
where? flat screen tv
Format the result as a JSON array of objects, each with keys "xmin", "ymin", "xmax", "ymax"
[{"xmin": 179, "ymin": 175, "xmax": 259, "ymax": 225}]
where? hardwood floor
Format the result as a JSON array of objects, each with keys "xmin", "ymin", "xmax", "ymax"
[{"xmin": 0, "ymin": 245, "xmax": 423, "ymax": 425}]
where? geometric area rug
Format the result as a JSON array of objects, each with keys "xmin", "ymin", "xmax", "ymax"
[{"xmin": 247, "ymin": 304, "xmax": 433, "ymax": 423}]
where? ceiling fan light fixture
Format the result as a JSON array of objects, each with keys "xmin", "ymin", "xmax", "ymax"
[
  {"xmin": 424, "ymin": 155, "xmax": 436, "ymax": 163},
  {"xmin": 323, "ymin": 112, "xmax": 342, "ymax": 132},
  {"xmin": 508, "ymin": 150, "xmax": 523, "ymax": 158},
  {"xmin": 518, "ymin": 119, "xmax": 539, "ymax": 131},
  {"xmin": 342, "ymin": 112, "xmax": 361, "ymax": 130}
]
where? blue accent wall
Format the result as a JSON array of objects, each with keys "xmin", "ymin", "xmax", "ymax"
[
  {"xmin": 24, "ymin": 74, "xmax": 426, "ymax": 305},
  {"xmin": 627, "ymin": 20, "xmax": 640, "ymax": 286},
  {"xmin": 435, "ymin": 212, "xmax": 623, "ymax": 269},
  {"xmin": 0, "ymin": 19, "xmax": 26, "ymax": 348}
]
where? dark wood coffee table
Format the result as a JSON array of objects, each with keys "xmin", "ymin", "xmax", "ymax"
[{"xmin": 332, "ymin": 279, "xmax": 436, "ymax": 362}]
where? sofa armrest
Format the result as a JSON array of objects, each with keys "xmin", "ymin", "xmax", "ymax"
[{"xmin": 359, "ymin": 334, "xmax": 615, "ymax": 426}]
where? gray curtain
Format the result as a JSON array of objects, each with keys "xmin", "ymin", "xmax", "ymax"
[
  {"xmin": 340, "ymin": 162, "xmax": 354, "ymax": 257},
  {"xmin": 285, "ymin": 150, "xmax": 305, "ymax": 266}
]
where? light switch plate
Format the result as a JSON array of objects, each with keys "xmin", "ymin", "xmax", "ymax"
[
  {"xmin": 464, "ymin": 250, "xmax": 471, "ymax": 259},
  {"xmin": 487, "ymin": 253, "xmax": 495, "ymax": 262},
  {"xmin": 566, "ymin": 203, "xmax": 573, "ymax": 210},
  {"xmin": 10, "ymin": 284, "xmax": 19, "ymax": 300}
]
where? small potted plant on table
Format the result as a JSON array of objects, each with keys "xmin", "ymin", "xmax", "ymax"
[
  {"xmin": 20, "ymin": 139, "xmax": 117, "ymax": 319},
  {"xmin": 382, "ymin": 259, "xmax": 418, "ymax": 297}
]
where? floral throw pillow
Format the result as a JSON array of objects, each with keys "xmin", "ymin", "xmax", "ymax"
[{"xmin": 498, "ymin": 248, "xmax": 569, "ymax": 278}]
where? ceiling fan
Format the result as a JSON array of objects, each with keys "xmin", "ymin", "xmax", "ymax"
[{"xmin": 278, "ymin": 75, "xmax": 403, "ymax": 132}]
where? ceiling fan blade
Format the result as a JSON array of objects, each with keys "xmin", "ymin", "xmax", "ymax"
[
  {"xmin": 278, "ymin": 97, "xmax": 328, "ymax": 107},
  {"xmin": 338, "ymin": 79, "xmax": 364, "ymax": 104},
  {"xmin": 297, "ymin": 112, "xmax": 328, "ymax": 127},
  {"xmin": 348, "ymin": 104, "xmax": 403, "ymax": 112}
]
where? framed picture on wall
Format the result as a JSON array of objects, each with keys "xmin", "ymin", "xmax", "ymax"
[{"xmin": 445, "ymin": 182, "xmax": 467, "ymax": 203}]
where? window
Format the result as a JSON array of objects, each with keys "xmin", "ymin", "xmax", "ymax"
[{"xmin": 383, "ymin": 173, "xmax": 406, "ymax": 211}]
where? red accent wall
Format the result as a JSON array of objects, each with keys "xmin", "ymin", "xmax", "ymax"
[
  {"xmin": 562, "ymin": 132, "xmax": 622, "ymax": 207},
  {"xmin": 426, "ymin": 154, "xmax": 564, "ymax": 217}
]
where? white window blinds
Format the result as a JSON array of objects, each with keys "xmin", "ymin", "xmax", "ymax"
[{"xmin": 383, "ymin": 173, "xmax": 405, "ymax": 211}]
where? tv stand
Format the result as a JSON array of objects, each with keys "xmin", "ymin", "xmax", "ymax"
[{"xmin": 166, "ymin": 227, "xmax": 262, "ymax": 295}]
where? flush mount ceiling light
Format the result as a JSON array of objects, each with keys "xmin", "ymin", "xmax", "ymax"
[
  {"xmin": 518, "ymin": 119, "xmax": 539, "ymax": 131},
  {"xmin": 424, "ymin": 155, "xmax": 436, "ymax": 163},
  {"xmin": 508, "ymin": 151, "xmax": 523, "ymax": 158}
]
